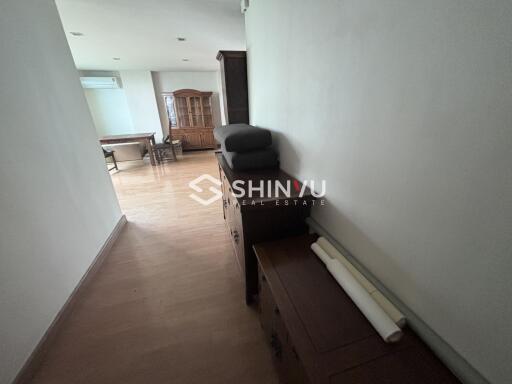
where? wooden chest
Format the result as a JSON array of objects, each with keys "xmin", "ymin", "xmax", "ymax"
[{"xmin": 254, "ymin": 235, "xmax": 461, "ymax": 384}]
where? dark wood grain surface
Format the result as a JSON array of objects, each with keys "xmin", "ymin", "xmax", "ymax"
[
  {"xmin": 217, "ymin": 51, "xmax": 249, "ymax": 124},
  {"xmin": 254, "ymin": 234, "xmax": 461, "ymax": 384}
]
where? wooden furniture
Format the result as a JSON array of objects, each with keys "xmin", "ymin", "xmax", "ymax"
[
  {"xmin": 217, "ymin": 51, "xmax": 249, "ymax": 124},
  {"xmin": 162, "ymin": 89, "xmax": 215, "ymax": 151},
  {"xmin": 254, "ymin": 235, "xmax": 461, "ymax": 384},
  {"xmin": 102, "ymin": 148, "xmax": 118, "ymax": 171},
  {"xmin": 216, "ymin": 152, "xmax": 315, "ymax": 304},
  {"xmin": 99, "ymin": 133, "xmax": 157, "ymax": 166},
  {"xmin": 153, "ymin": 135, "xmax": 177, "ymax": 163}
]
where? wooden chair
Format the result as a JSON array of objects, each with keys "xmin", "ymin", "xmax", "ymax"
[
  {"xmin": 154, "ymin": 135, "xmax": 177, "ymax": 163},
  {"xmin": 103, "ymin": 148, "xmax": 118, "ymax": 171}
]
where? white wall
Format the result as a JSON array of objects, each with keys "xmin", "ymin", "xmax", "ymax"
[
  {"xmin": 80, "ymin": 70, "xmax": 162, "ymax": 141},
  {"xmin": 83, "ymin": 88, "xmax": 134, "ymax": 136},
  {"xmin": 245, "ymin": 1, "xmax": 512, "ymax": 383},
  {"xmin": 152, "ymin": 71, "xmax": 222, "ymax": 135},
  {"xmin": 120, "ymin": 70, "xmax": 164, "ymax": 142},
  {"xmin": 0, "ymin": 1, "xmax": 123, "ymax": 383}
]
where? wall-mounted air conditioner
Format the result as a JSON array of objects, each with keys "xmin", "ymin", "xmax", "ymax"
[{"xmin": 80, "ymin": 77, "xmax": 121, "ymax": 89}]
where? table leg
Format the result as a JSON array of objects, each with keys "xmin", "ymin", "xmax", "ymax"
[{"xmin": 147, "ymin": 138, "xmax": 156, "ymax": 166}]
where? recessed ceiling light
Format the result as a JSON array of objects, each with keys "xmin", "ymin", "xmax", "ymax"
[
  {"xmin": 113, "ymin": 57, "xmax": 121, "ymax": 61},
  {"xmin": 182, "ymin": 58, "xmax": 189, "ymax": 62},
  {"xmin": 177, "ymin": 37, "xmax": 186, "ymax": 42},
  {"xmin": 70, "ymin": 31, "xmax": 84, "ymax": 36}
]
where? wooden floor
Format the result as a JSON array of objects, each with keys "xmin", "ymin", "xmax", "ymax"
[{"xmin": 30, "ymin": 151, "xmax": 278, "ymax": 384}]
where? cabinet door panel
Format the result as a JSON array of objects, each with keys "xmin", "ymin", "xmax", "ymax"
[
  {"xmin": 190, "ymin": 96, "xmax": 203, "ymax": 127},
  {"xmin": 184, "ymin": 132, "xmax": 201, "ymax": 149},
  {"xmin": 258, "ymin": 266, "xmax": 275, "ymax": 343},
  {"xmin": 233, "ymin": 200, "xmax": 244, "ymax": 270},
  {"xmin": 171, "ymin": 131, "xmax": 186, "ymax": 144},
  {"xmin": 200, "ymin": 131, "xmax": 216, "ymax": 149},
  {"xmin": 272, "ymin": 311, "xmax": 290, "ymax": 383},
  {"xmin": 175, "ymin": 97, "xmax": 191, "ymax": 127},
  {"xmin": 201, "ymin": 96, "xmax": 213, "ymax": 127}
]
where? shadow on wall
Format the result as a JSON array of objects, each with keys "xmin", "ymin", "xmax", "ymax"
[
  {"xmin": 259, "ymin": 127, "xmax": 433, "ymax": 310},
  {"xmin": 266, "ymin": 126, "xmax": 483, "ymax": 384},
  {"xmin": 259, "ymin": 129, "xmax": 304, "ymax": 177}
]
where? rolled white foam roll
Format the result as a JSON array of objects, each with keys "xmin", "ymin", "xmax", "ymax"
[
  {"xmin": 311, "ymin": 244, "xmax": 403, "ymax": 343},
  {"xmin": 317, "ymin": 237, "xmax": 377, "ymax": 293},
  {"xmin": 371, "ymin": 290, "xmax": 406, "ymax": 328},
  {"xmin": 316, "ymin": 237, "xmax": 406, "ymax": 328},
  {"xmin": 311, "ymin": 242, "xmax": 333, "ymax": 265}
]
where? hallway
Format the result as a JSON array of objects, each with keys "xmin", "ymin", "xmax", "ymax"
[{"xmin": 29, "ymin": 152, "xmax": 277, "ymax": 384}]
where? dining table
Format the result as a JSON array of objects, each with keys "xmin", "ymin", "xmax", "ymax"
[{"xmin": 99, "ymin": 132, "xmax": 157, "ymax": 166}]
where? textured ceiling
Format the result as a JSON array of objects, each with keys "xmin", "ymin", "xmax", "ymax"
[{"xmin": 55, "ymin": 0, "xmax": 246, "ymax": 71}]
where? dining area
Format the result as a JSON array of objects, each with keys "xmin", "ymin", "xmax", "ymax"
[
  {"xmin": 95, "ymin": 87, "xmax": 218, "ymax": 171},
  {"xmin": 99, "ymin": 132, "xmax": 181, "ymax": 171}
]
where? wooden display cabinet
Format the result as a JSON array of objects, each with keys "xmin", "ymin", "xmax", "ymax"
[{"xmin": 162, "ymin": 89, "xmax": 216, "ymax": 150}]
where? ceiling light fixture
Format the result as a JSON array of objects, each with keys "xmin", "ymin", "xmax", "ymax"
[
  {"xmin": 113, "ymin": 57, "xmax": 121, "ymax": 61},
  {"xmin": 182, "ymin": 58, "xmax": 189, "ymax": 62},
  {"xmin": 177, "ymin": 37, "xmax": 186, "ymax": 42},
  {"xmin": 70, "ymin": 31, "xmax": 84, "ymax": 36}
]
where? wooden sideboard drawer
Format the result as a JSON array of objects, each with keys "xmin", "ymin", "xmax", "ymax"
[
  {"xmin": 258, "ymin": 265, "xmax": 275, "ymax": 343},
  {"xmin": 258, "ymin": 262, "xmax": 311, "ymax": 384},
  {"xmin": 220, "ymin": 166, "xmax": 245, "ymax": 274},
  {"xmin": 230, "ymin": 217, "xmax": 244, "ymax": 273}
]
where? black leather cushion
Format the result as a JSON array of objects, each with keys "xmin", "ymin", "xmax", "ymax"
[
  {"xmin": 214, "ymin": 124, "xmax": 272, "ymax": 152},
  {"xmin": 222, "ymin": 147, "xmax": 279, "ymax": 171}
]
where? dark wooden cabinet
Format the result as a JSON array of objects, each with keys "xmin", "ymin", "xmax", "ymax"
[
  {"xmin": 216, "ymin": 152, "xmax": 314, "ymax": 304},
  {"xmin": 258, "ymin": 263, "xmax": 310, "ymax": 384},
  {"xmin": 162, "ymin": 89, "xmax": 216, "ymax": 150},
  {"xmin": 217, "ymin": 51, "xmax": 249, "ymax": 124},
  {"xmin": 254, "ymin": 235, "xmax": 461, "ymax": 384}
]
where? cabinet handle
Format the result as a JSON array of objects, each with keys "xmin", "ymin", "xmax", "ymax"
[
  {"xmin": 274, "ymin": 306, "xmax": 280, "ymax": 316},
  {"xmin": 233, "ymin": 230, "xmax": 240, "ymax": 244}
]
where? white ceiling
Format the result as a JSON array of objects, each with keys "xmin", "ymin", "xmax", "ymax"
[{"xmin": 55, "ymin": 0, "xmax": 246, "ymax": 71}]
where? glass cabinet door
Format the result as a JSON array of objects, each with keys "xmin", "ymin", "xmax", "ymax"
[
  {"xmin": 164, "ymin": 95, "xmax": 177, "ymax": 128},
  {"xmin": 175, "ymin": 96, "xmax": 191, "ymax": 127},
  {"xmin": 189, "ymin": 96, "xmax": 203, "ymax": 127},
  {"xmin": 170, "ymin": 90, "xmax": 213, "ymax": 130},
  {"xmin": 201, "ymin": 96, "xmax": 212, "ymax": 127}
]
